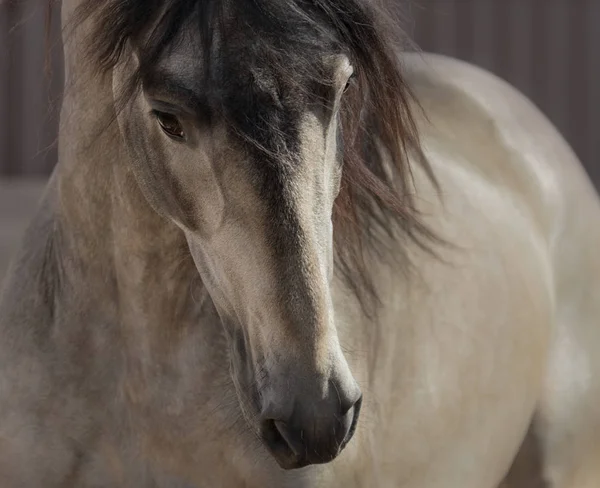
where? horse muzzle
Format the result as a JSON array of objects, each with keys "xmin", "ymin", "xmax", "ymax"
[{"xmin": 259, "ymin": 383, "xmax": 362, "ymax": 469}]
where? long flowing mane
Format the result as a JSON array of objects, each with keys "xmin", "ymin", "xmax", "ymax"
[{"xmin": 68, "ymin": 0, "xmax": 438, "ymax": 314}]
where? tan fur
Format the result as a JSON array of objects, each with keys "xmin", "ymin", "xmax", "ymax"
[{"xmin": 0, "ymin": 1, "xmax": 598, "ymax": 486}]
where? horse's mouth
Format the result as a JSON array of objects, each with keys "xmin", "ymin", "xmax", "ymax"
[
  {"xmin": 260, "ymin": 403, "xmax": 361, "ymax": 470},
  {"xmin": 261, "ymin": 420, "xmax": 311, "ymax": 470}
]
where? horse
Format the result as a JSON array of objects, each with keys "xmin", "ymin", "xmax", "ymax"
[{"xmin": 0, "ymin": 0, "xmax": 599, "ymax": 485}]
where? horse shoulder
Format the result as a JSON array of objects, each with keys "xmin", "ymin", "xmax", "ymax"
[{"xmin": 406, "ymin": 52, "xmax": 600, "ymax": 487}]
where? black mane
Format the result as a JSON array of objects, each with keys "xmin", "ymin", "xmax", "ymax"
[{"xmin": 71, "ymin": 0, "xmax": 438, "ymax": 315}]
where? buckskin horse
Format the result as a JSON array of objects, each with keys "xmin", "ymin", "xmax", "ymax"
[{"xmin": 0, "ymin": 0, "xmax": 598, "ymax": 486}]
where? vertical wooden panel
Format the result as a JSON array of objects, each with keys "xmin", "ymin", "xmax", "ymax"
[
  {"xmin": 491, "ymin": 0, "xmax": 512, "ymax": 79},
  {"xmin": 545, "ymin": 0, "xmax": 571, "ymax": 140},
  {"xmin": 7, "ymin": 0, "xmax": 25, "ymax": 177},
  {"xmin": 429, "ymin": 0, "xmax": 458, "ymax": 57},
  {"xmin": 2, "ymin": 0, "xmax": 61, "ymax": 177},
  {"xmin": 0, "ymin": 1, "xmax": 10, "ymax": 175},
  {"xmin": 506, "ymin": 1, "xmax": 534, "ymax": 99},
  {"xmin": 15, "ymin": 1, "xmax": 42, "ymax": 175},
  {"xmin": 586, "ymin": 0, "xmax": 600, "ymax": 184},
  {"xmin": 567, "ymin": 1, "xmax": 588, "ymax": 177},
  {"xmin": 15, "ymin": 1, "xmax": 57, "ymax": 175},
  {"xmin": 412, "ymin": 0, "xmax": 597, "ymax": 178},
  {"xmin": 41, "ymin": 1, "xmax": 64, "ymax": 176},
  {"xmin": 409, "ymin": 0, "xmax": 435, "ymax": 50},
  {"xmin": 453, "ymin": 0, "xmax": 474, "ymax": 62},
  {"xmin": 470, "ymin": 0, "xmax": 495, "ymax": 73}
]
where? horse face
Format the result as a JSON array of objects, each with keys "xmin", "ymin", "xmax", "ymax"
[{"xmin": 113, "ymin": 29, "xmax": 361, "ymax": 469}]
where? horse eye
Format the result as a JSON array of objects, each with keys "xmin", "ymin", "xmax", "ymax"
[
  {"xmin": 343, "ymin": 72, "xmax": 357, "ymax": 94},
  {"xmin": 153, "ymin": 111, "xmax": 185, "ymax": 140}
]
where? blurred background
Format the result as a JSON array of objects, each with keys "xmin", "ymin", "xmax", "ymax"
[{"xmin": 1, "ymin": 0, "xmax": 599, "ymax": 277}]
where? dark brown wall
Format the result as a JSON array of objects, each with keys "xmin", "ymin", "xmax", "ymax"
[
  {"xmin": 410, "ymin": 0, "xmax": 600, "ymax": 185},
  {"xmin": 0, "ymin": 0, "xmax": 63, "ymax": 177},
  {"xmin": 1, "ymin": 0, "xmax": 599, "ymax": 183}
]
